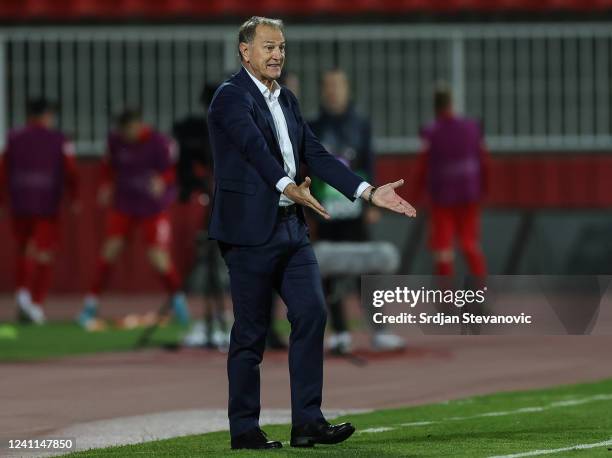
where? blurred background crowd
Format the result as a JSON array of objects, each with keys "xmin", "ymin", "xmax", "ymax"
[{"xmin": 1, "ymin": 0, "xmax": 611, "ymax": 353}]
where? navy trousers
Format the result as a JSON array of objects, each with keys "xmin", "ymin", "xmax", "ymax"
[{"xmin": 220, "ymin": 213, "xmax": 327, "ymax": 437}]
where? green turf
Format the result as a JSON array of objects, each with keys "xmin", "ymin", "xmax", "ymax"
[
  {"xmin": 0, "ymin": 318, "xmax": 346, "ymax": 362},
  {"xmin": 67, "ymin": 378, "xmax": 612, "ymax": 457},
  {"xmin": 0, "ymin": 322, "xmax": 184, "ymax": 361}
]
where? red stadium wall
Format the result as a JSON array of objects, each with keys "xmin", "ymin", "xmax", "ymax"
[
  {"xmin": 1, "ymin": 153, "xmax": 611, "ymax": 293},
  {"xmin": 378, "ymin": 153, "xmax": 612, "ymax": 209},
  {"xmin": 0, "ymin": 0, "xmax": 611, "ymax": 20}
]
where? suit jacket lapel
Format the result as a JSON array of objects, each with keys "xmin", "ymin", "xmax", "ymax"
[{"xmin": 236, "ymin": 68, "xmax": 281, "ymax": 156}]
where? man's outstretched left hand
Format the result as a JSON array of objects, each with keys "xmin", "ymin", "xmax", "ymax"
[{"xmin": 363, "ymin": 180, "xmax": 416, "ymax": 218}]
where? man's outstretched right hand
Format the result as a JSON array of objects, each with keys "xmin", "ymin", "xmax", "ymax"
[{"xmin": 283, "ymin": 177, "xmax": 330, "ymax": 220}]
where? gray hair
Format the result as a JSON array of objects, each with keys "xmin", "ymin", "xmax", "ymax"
[{"xmin": 238, "ymin": 16, "xmax": 285, "ymax": 61}]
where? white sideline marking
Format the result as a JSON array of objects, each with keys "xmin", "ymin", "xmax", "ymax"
[
  {"xmin": 399, "ymin": 421, "xmax": 435, "ymax": 426},
  {"xmin": 488, "ymin": 438, "xmax": 612, "ymax": 457},
  {"xmin": 358, "ymin": 395, "xmax": 612, "ymax": 441},
  {"xmin": 360, "ymin": 427, "xmax": 395, "ymax": 433},
  {"xmin": 397, "ymin": 394, "xmax": 612, "ymax": 428}
]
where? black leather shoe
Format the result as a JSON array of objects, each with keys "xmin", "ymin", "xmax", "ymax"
[
  {"xmin": 290, "ymin": 420, "xmax": 355, "ymax": 447},
  {"xmin": 231, "ymin": 427, "xmax": 282, "ymax": 450}
]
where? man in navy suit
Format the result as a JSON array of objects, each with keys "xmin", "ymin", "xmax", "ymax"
[{"xmin": 207, "ymin": 16, "xmax": 416, "ymax": 450}]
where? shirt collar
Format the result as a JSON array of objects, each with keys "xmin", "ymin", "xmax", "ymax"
[{"xmin": 243, "ymin": 66, "xmax": 281, "ymax": 101}]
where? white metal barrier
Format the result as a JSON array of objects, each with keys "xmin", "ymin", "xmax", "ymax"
[{"xmin": 1, "ymin": 23, "xmax": 611, "ymax": 154}]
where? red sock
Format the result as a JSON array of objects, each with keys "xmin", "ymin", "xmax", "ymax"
[
  {"xmin": 463, "ymin": 246, "xmax": 487, "ymax": 277},
  {"xmin": 16, "ymin": 254, "xmax": 34, "ymax": 290},
  {"xmin": 436, "ymin": 260, "xmax": 453, "ymax": 276},
  {"xmin": 90, "ymin": 258, "xmax": 113, "ymax": 296},
  {"xmin": 159, "ymin": 265, "xmax": 181, "ymax": 294},
  {"xmin": 32, "ymin": 262, "xmax": 52, "ymax": 305}
]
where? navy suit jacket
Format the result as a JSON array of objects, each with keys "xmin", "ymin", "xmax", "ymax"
[{"xmin": 207, "ymin": 67, "xmax": 364, "ymax": 246}]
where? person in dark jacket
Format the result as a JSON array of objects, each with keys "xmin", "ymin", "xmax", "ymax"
[{"xmin": 310, "ymin": 69, "xmax": 405, "ymax": 353}]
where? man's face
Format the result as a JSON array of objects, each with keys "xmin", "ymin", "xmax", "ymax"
[
  {"xmin": 321, "ymin": 71, "xmax": 350, "ymax": 115},
  {"xmin": 120, "ymin": 120, "xmax": 142, "ymax": 143},
  {"xmin": 36, "ymin": 111, "xmax": 56, "ymax": 129},
  {"xmin": 241, "ymin": 25, "xmax": 285, "ymax": 82}
]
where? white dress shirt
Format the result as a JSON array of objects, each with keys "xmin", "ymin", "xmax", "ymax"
[{"xmin": 244, "ymin": 67, "xmax": 371, "ymax": 206}]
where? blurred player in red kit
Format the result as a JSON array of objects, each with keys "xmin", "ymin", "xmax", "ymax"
[
  {"xmin": 0, "ymin": 98, "xmax": 79, "ymax": 324},
  {"xmin": 415, "ymin": 84, "xmax": 489, "ymax": 277},
  {"xmin": 77, "ymin": 109, "xmax": 190, "ymax": 328}
]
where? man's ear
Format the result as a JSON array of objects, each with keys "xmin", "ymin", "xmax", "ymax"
[{"xmin": 239, "ymin": 43, "xmax": 249, "ymax": 63}]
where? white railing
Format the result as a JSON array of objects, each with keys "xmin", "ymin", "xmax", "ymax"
[{"xmin": 1, "ymin": 23, "xmax": 611, "ymax": 154}]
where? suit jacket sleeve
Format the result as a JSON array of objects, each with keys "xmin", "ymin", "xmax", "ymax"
[
  {"xmin": 360, "ymin": 119, "xmax": 374, "ymax": 182},
  {"xmin": 208, "ymin": 84, "xmax": 288, "ymax": 189},
  {"xmin": 288, "ymin": 92, "xmax": 364, "ymax": 202}
]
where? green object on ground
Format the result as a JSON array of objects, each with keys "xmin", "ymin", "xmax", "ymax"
[{"xmin": 0, "ymin": 324, "xmax": 18, "ymax": 340}]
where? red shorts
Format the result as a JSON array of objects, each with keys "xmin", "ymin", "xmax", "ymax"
[
  {"xmin": 105, "ymin": 210, "xmax": 172, "ymax": 249},
  {"xmin": 12, "ymin": 216, "xmax": 59, "ymax": 251},
  {"xmin": 429, "ymin": 203, "xmax": 481, "ymax": 251}
]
